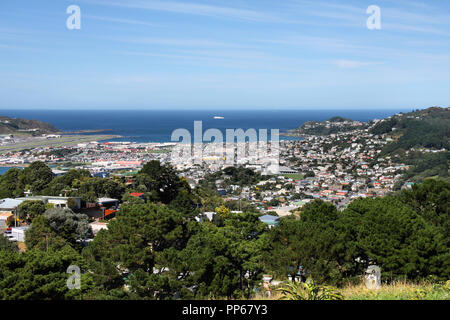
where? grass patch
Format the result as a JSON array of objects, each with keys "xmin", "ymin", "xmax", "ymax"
[
  {"xmin": 279, "ymin": 173, "xmax": 304, "ymax": 180},
  {"xmin": 146, "ymin": 149, "xmax": 172, "ymax": 154},
  {"xmin": 252, "ymin": 280, "xmax": 450, "ymax": 300},
  {"xmin": 341, "ymin": 280, "xmax": 450, "ymax": 300}
]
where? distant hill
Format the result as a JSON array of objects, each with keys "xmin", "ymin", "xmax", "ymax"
[
  {"xmin": 0, "ymin": 116, "xmax": 60, "ymax": 135},
  {"xmin": 370, "ymin": 107, "xmax": 449, "ymax": 183},
  {"xmin": 328, "ymin": 116, "xmax": 353, "ymax": 123},
  {"xmin": 371, "ymin": 107, "xmax": 450, "ymax": 154},
  {"xmin": 288, "ymin": 116, "xmax": 366, "ymax": 136}
]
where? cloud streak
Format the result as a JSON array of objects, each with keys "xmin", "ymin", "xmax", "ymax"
[
  {"xmin": 334, "ymin": 60, "xmax": 376, "ymax": 68},
  {"xmin": 84, "ymin": 14, "xmax": 160, "ymax": 27},
  {"xmin": 85, "ymin": 0, "xmax": 275, "ymax": 22}
]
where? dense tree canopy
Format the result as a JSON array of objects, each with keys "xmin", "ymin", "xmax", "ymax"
[
  {"xmin": 135, "ymin": 160, "xmax": 186, "ymax": 204},
  {"xmin": 266, "ymin": 200, "xmax": 357, "ymax": 285},
  {"xmin": 180, "ymin": 212, "xmax": 268, "ymax": 299},
  {"xmin": 343, "ymin": 196, "xmax": 449, "ymax": 281},
  {"xmin": 0, "ymin": 236, "xmax": 18, "ymax": 252},
  {"xmin": 266, "ymin": 181, "xmax": 449, "ymax": 285},
  {"xmin": 82, "ymin": 203, "xmax": 197, "ymax": 299},
  {"xmin": 25, "ymin": 208, "xmax": 93, "ymax": 251},
  {"xmin": 0, "ymin": 168, "xmax": 23, "ymax": 198},
  {"xmin": 0, "ymin": 246, "xmax": 94, "ymax": 300},
  {"xmin": 19, "ymin": 161, "xmax": 53, "ymax": 193},
  {"xmin": 17, "ymin": 200, "xmax": 46, "ymax": 224}
]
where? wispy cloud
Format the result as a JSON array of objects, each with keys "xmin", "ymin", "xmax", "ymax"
[
  {"xmin": 289, "ymin": 0, "xmax": 450, "ymax": 35},
  {"xmin": 85, "ymin": 0, "xmax": 275, "ymax": 22},
  {"xmin": 334, "ymin": 59, "xmax": 377, "ymax": 69},
  {"xmin": 383, "ymin": 22, "xmax": 450, "ymax": 36},
  {"xmin": 84, "ymin": 14, "xmax": 160, "ymax": 27},
  {"xmin": 108, "ymin": 36, "xmax": 239, "ymax": 48}
]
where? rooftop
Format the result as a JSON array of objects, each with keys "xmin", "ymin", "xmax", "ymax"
[{"xmin": 0, "ymin": 198, "xmax": 24, "ymax": 210}]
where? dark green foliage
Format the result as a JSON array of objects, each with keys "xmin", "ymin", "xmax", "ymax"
[
  {"xmin": 343, "ymin": 196, "xmax": 449, "ymax": 281},
  {"xmin": 370, "ymin": 117, "xmax": 398, "ymax": 135},
  {"xmin": 168, "ymin": 188, "xmax": 199, "ymax": 218},
  {"xmin": 0, "ymin": 158, "xmax": 448, "ymax": 299},
  {"xmin": 381, "ymin": 119, "xmax": 449, "ymax": 154},
  {"xmin": 225, "ymin": 199, "xmax": 259, "ymax": 213},
  {"xmin": 267, "ymin": 180, "xmax": 450, "ymax": 285},
  {"xmin": 0, "ymin": 236, "xmax": 18, "ymax": 252},
  {"xmin": 42, "ymin": 169, "xmax": 91, "ymax": 196},
  {"xmin": 0, "ymin": 246, "xmax": 94, "ymax": 300},
  {"xmin": 77, "ymin": 177, "xmax": 125, "ymax": 203},
  {"xmin": 223, "ymin": 166, "xmax": 262, "ymax": 186},
  {"xmin": 266, "ymin": 200, "xmax": 352, "ymax": 285},
  {"xmin": 0, "ymin": 164, "xmax": 93, "ymax": 199},
  {"xmin": 402, "ymin": 151, "xmax": 450, "ymax": 182},
  {"xmin": 82, "ymin": 203, "xmax": 196, "ymax": 298},
  {"xmin": 370, "ymin": 107, "xmax": 450, "ymax": 182},
  {"xmin": 0, "ymin": 168, "xmax": 23, "ymax": 198},
  {"xmin": 200, "ymin": 166, "xmax": 264, "ymax": 191},
  {"xmin": 135, "ymin": 160, "xmax": 186, "ymax": 204},
  {"xmin": 395, "ymin": 179, "xmax": 450, "ymax": 238},
  {"xmin": 17, "ymin": 200, "xmax": 46, "ymax": 223},
  {"xmin": 39, "ymin": 167, "xmax": 126, "ymax": 204},
  {"xmin": 182, "ymin": 212, "xmax": 268, "ymax": 299},
  {"xmin": 19, "ymin": 161, "xmax": 53, "ymax": 193}
]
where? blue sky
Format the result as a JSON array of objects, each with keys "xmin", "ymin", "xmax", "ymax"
[{"xmin": 0, "ymin": 0, "xmax": 449, "ymax": 109}]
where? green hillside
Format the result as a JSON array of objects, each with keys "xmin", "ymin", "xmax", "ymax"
[
  {"xmin": 371, "ymin": 107, "xmax": 450, "ymax": 183},
  {"xmin": 371, "ymin": 107, "xmax": 449, "ymax": 153},
  {"xmin": 0, "ymin": 116, "xmax": 60, "ymax": 135}
]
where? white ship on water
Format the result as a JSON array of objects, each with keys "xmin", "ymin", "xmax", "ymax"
[{"xmin": 213, "ymin": 116, "xmax": 224, "ymax": 119}]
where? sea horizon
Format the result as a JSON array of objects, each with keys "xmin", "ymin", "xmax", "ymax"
[{"xmin": 0, "ymin": 108, "xmax": 413, "ymax": 143}]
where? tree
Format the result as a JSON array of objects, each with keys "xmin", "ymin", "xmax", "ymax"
[
  {"xmin": 265, "ymin": 216, "xmax": 306, "ymax": 282},
  {"xmin": 82, "ymin": 203, "xmax": 196, "ymax": 299},
  {"xmin": 168, "ymin": 188, "xmax": 198, "ymax": 218},
  {"xmin": 395, "ymin": 179, "xmax": 449, "ymax": 236},
  {"xmin": 42, "ymin": 169, "xmax": 91, "ymax": 196},
  {"xmin": 182, "ymin": 212, "xmax": 268, "ymax": 299},
  {"xmin": 266, "ymin": 200, "xmax": 355, "ymax": 285},
  {"xmin": 0, "ymin": 246, "xmax": 94, "ymax": 300},
  {"xmin": 215, "ymin": 205, "xmax": 230, "ymax": 218},
  {"xmin": 122, "ymin": 192, "xmax": 145, "ymax": 205},
  {"xmin": 343, "ymin": 196, "xmax": 449, "ymax": 281},
  {"xmin": 19, "ymin": 161, "xmax": 53, "ymax": 193},
  {"xmin": 25, "ymin": 208, "xmax": 93, "ymax": 251},
  {"xmin": 0, "ymin": 168, "xmax": 23, "ymax": 198},
  {"xmin": 135, "ymin": 160, "xmax": 186, "ymax": 204},
  {"xmin": 0, "ymin": 236, "xmax": 18, "ymax": 252},
  {"xmin": 17, "ymin": 200, "xmax": 46, "ymax": 224},
  {"xmin": 77, "ymin": 178, "xmax": 125, "ymax": 203}
]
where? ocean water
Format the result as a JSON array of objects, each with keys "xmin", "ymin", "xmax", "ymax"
[
  {"xmin": 0, "ymin": 166, "xmax": 23, "ymax": 175},
  {"xmin": 0, "ymin": 109, "xmax": 410, "ymax": 143}
]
